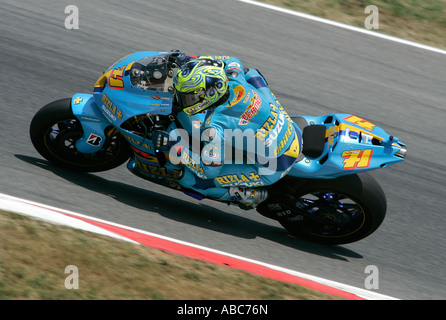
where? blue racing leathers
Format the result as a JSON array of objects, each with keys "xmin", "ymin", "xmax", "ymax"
[{"xmin": 172, "ymin": 56, "xmax": 303, "ymax": 201}]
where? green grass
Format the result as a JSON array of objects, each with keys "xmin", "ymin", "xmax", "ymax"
[
  {"xmin": 0, "ymin": 210, "xmax": 342, "ymax": 300},
  {"xmin": 259, "ymin": 0, "xmax": 446, "ymax": 49}
]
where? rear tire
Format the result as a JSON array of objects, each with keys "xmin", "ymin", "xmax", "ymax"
[
  {"xmin": 257, "ymin": 173, "xmax": 387, "ymax": 245},
  {"xmin": 30, "ymin": 98, "xmax": 131, "ymax": 172}
]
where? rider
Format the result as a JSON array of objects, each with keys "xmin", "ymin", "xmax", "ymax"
[{"xmin": 168, "ymin": 53, "xmax": 302, "ymax": 210}]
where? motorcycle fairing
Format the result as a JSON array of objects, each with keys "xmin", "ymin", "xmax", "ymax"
[
  {"xmin": 71, "ymin": 94, "xmax": 110, "ymax": 153},
  {"xmin": 71, "ymin": 93, "xmax": 151, "ymax": 154},
  {"xmin": 93, "ymin": 51, "xmax": 174, "ymax": 124},
  {"xmin": 288, "ymin": 113, "xmax": 406, "ymax": 179},
  {"xmin": 71, "ymin": 51, "xmax": 176, "ymax": 154}
]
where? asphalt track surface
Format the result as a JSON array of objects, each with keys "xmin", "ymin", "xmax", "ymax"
[{"xmin": 1, "ymin": 0, "xmax": 445, "ymax": 300}]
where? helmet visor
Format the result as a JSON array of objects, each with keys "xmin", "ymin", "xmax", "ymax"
[{"xmin": 176, "ymin": 90, "xmax": 205, "ymax": 108}]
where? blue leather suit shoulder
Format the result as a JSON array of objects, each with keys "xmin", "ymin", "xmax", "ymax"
[{"xmin": 203, "ymin": 56, "xmax": 301, "ymax": 159}]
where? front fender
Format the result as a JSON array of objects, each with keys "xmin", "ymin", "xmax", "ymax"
[{"xmin": 71, "ymin": 93, "xmax": 111, "ymax": 153}]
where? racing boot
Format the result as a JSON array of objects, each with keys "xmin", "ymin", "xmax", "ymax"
[{"xmin": 228, "ymin": 187, "xmax": 268, "ymax": 211}]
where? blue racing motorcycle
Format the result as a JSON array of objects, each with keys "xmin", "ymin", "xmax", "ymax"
[{"xmin": 30, "ymin": 51, "xmax": 406, "ymax": 244}]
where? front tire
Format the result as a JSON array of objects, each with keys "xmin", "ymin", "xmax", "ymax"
[
  {"xmin": 30, "ymin": 98, "xmax": 131, "ymax": 172},
  {"xmin": 257, "ymin": 173, "xmax": 387, "ymax": 245}
]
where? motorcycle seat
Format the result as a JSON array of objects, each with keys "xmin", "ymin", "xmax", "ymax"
[{"xmin": 291, "ymin": 116, "xmax": 326, "ymax": 159}]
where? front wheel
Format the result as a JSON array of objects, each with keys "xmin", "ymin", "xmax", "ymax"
[
  {"xmin": 30, "ymin": 98, "xmax": 131, "ymax": 172},
  {"xmin": 257, "ymin": 173, "xmax": 387, "ymax": 245}
]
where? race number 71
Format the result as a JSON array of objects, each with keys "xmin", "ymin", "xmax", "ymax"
[{"xmin": 342, "ymin": 149, "xmax": 373, "ymax": 169}]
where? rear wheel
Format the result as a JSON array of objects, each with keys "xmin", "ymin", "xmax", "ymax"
[
  {"xmin": 30, "ymin": 98, "xmax": 131, "ymax": 172},
  {"xmin": 257, "ymin": 173, "xmax": 386, "ymax": 244}
]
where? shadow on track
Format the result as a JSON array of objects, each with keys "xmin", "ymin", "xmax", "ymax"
[{"xmin": 16, "ymin": 154, "xmax": 364, "ymax": 261}]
